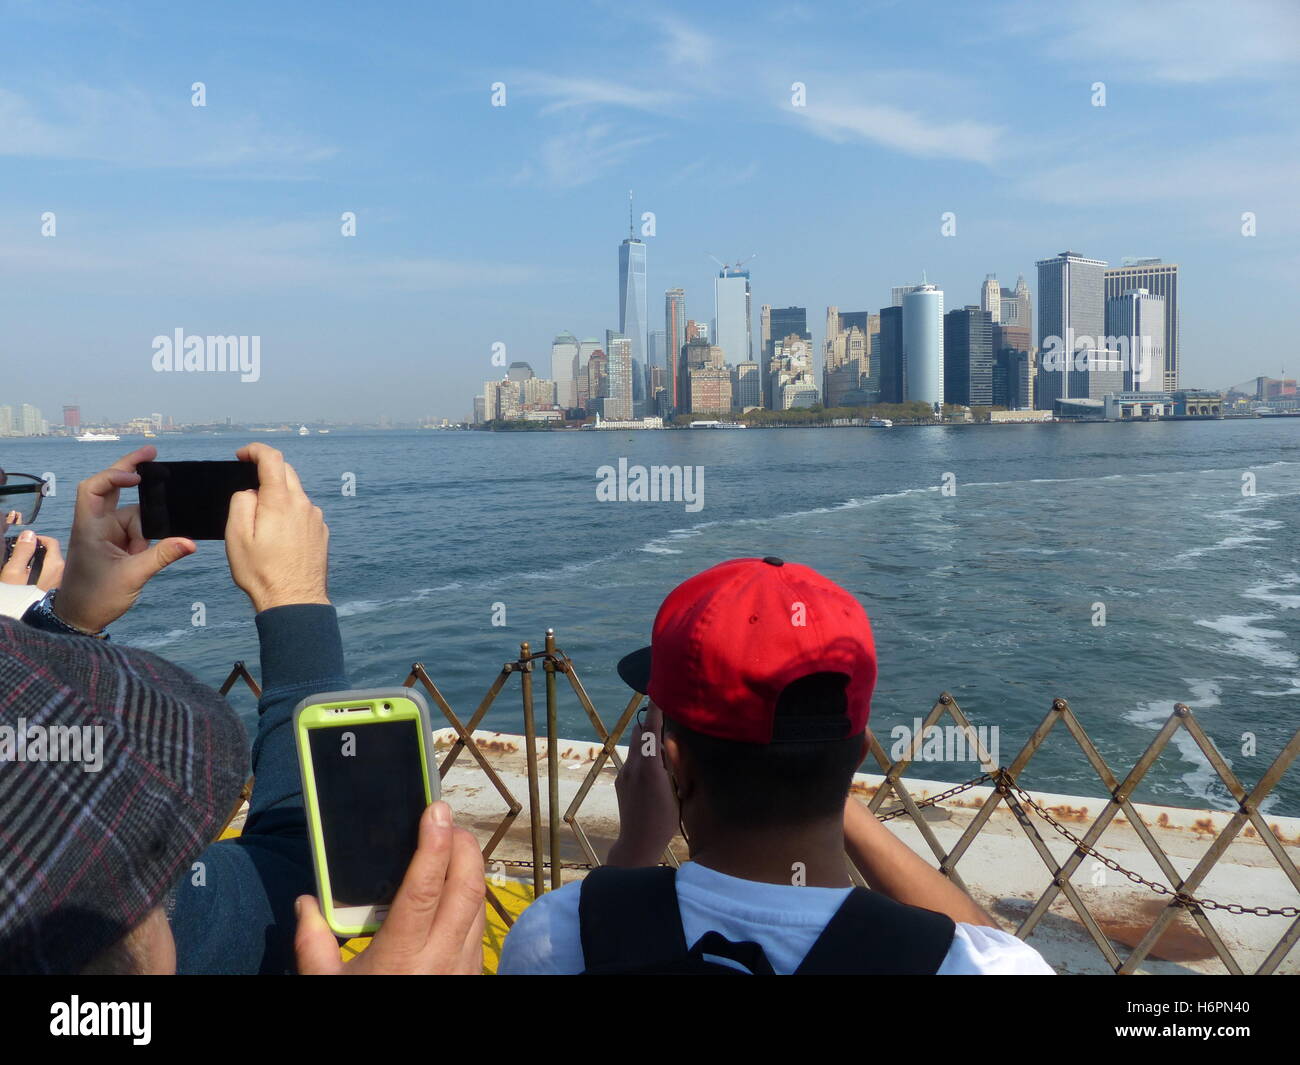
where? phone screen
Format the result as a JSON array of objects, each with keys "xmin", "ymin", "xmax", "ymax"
[
  {"xmin": 308, "ymin": 719, "xmax": 427, "ymax": 907},
  {"xmin": 137, "ymin": 461, "xmax": 259, "ymax": 540}
]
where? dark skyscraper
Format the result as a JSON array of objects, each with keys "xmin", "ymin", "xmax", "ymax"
[
  {"xmin": 1036, "ymin": 251, "xmax": 1109, "ymax": 408},
  {"xmin": 943, "ymin": 306, "xmax": 994, "ymax": 407},
  {"xmin": 878, "ymin": 306, "xmax": 904, "ymax": 404},
  {"xmin": 618, "ymin": 193, "xmax": 648, "ymax": 398},
  {"xmin": 665, "ymin": 288, "xmax": 686, "ymax": 413}
]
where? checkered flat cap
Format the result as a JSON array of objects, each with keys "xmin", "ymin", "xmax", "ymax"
[{"xmin": 0, "ymin": 617, "xmax": 248, "ymax": 973}]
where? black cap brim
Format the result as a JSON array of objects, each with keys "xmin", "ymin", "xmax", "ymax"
[{"xmin": 616, "ymin": 646, "xmax": 652, "ymax": 694}]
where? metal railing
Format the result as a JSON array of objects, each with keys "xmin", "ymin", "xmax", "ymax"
[{"xmin": 219, "ymin": 630, "xmax": 1300, "ymax": 974}]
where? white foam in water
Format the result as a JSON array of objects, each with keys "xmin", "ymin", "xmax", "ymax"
[
  {"xmin": 1126, "ymin": 681, "xmax": 1234, "ymax": 810},
  {"xmin": 336, "ymin": 581, "xmax": 463, "ymax": 618},
  {"xmin": 1193, "ymin": 615, "xmax": 1298, "ymax": 670},
  {"xmin": 1243, "ymin": 575, "xmax": 1300, "ymax": 611}
]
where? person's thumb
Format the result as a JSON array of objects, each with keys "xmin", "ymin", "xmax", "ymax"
[
  {"xmin": 127, "ymin": 536, "xmax": 196, "ymax": 585},
  {"xmin": 0, "ymin": 530, "xmax": 36, "ymax": 583},
  {"xmin": 294, "ymin": 896, "xmax": 344, "ymax": 975}
]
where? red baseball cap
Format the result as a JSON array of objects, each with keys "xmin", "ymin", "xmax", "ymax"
[{"xmin": 617, "ymin": 557, "xmax": 877, "ymax": 744}]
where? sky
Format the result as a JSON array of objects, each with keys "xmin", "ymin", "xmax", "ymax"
[{"xmin": 1, "ymin": 0, "xmax": 1298, "ymax": 423}]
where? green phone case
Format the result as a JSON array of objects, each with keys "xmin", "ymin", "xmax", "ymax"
[{"xmin": 294, "ymin": 688, "xmax": 440, "ymax": 938}]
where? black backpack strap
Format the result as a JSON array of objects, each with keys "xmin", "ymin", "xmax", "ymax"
[
  {"xmin": 578, "ymin": 866, "xmax": 686, "ymax": 973},
  {"xmin": 794, "ymin": 887, "xmax": 956, "ymax": 975}
]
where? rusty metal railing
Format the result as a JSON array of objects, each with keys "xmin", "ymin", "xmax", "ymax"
[{"xmin": 218, "ymin": 632, "xmax": 1300, "ymax": 975}]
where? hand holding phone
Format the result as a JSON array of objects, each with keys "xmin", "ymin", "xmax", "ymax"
[
  {"xmin": 294, "ymin": 801, "xmax": 486, "ymax": 975},
  {"xmin": 224, "ymin": 442, "xmax": 330, "ymax": 613},
  {"xmin": 295, "ymin": 689, "xmax": 442, "ymax": 937},
  {"xmin": 54, "ymin": 445, "xmax": 196, "ymax": 634},
  {"xmin": 138, "ymin": 460, "xmax": 259, "ymax": 540}
]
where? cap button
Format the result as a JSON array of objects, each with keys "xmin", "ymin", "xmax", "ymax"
[{"xmin": 762, "ymin": 556, "xmax": 784, "ymax": 566}]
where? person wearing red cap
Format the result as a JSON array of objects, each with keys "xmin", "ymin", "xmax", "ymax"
[{"xmin": 499, "ymin": 557, "xmax": 1053, "ymax": 975}]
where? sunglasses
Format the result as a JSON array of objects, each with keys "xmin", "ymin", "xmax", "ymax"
[{"xmin": 0, "ymin": 469, "xmax": 49, "ymax": 527}]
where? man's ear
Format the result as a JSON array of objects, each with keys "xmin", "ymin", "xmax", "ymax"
[{"xmin": 661, "ymin": 729, "xmax": 695, "ymax": 801}]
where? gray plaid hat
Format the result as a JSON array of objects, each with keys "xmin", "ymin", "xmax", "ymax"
[{"xmin": 0, "ymin": 617, "xmax": 249, "ymax": 973}]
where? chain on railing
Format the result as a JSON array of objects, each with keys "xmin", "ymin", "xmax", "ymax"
[{"xmin": 217, "ymin": 636, "xmax": 1300, "ymax": 974}]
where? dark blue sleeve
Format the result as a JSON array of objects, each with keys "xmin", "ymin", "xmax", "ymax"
[{"xmin": 171, "ymin": 604, "xmax": 348, "ymax": 975}]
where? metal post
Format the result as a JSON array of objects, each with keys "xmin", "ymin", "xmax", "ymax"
[
  {"xmin": 519, "ymin": 642, "xmax": 544, "ymax": 896},
  {"xmin": 544, "ymin": 628, "xmax": 562, "ymax": 890}
]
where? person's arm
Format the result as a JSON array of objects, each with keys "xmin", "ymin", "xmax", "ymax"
[
  {"xmin": 170, "ymin": 603, "xmax": 348, "ymax": 974},
  {"xmin": 844, "ymin": 796, "xmax": 998, "ymax": 928},
  {"xmin": 171, "ymin": 442, "xmax": 339, "ymax": 974}
]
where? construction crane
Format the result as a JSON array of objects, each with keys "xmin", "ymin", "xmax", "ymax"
[{"xmin": 707, "ymin": 253, "xmax": 757, "ymax": 277}]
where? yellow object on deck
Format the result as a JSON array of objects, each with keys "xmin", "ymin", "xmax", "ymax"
[{"xmin": 340, "ymin": 878, "xmax": 534, "ymax": 974}]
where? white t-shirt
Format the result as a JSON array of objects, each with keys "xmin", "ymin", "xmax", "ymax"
[{"xmin": 498, "ymin": 861, "xmax": 1054, "ymax": 975}]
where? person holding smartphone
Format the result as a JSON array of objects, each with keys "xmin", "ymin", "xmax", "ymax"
[
  {"xmin": 0, "ymin": 529, "xmax": 64, "ymax": 617},
  {"xmin": 6, "ymin": 443, "xmax": 484, "ymax": 975},
  {"xmin": 0, "ymin": 470, "xmax": 64, "ymax": 618}
]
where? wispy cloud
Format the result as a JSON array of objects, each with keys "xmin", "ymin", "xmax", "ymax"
[
  {"xmin": 510, "ymin": 122, "xmax": 663, "ymax": 188},
  {"xmin": 0, "ymin": 84, "xmax": 337, "ymax": 170},
  {"xmin": 518, "ymin": 74, "xmax": 683, "ymax": 115},
  {"xmin": 1009, "ymin": 0, "xmax": 1300, "ymax": 83},
  {"xmin": 792, "ymin": 99, "xmax": 1002, "ymax": 165}
]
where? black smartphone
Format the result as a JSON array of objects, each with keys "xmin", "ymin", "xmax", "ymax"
[
  {"xmin": 137, "ymin": 461, "xmax": 259, "ymax": 540},
  {"xmin": 2, "ymin": 537, "xmax": 46, "ymax": 585}
]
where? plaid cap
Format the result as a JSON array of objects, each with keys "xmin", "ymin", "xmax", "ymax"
[{"xmin": 0, "ymin": 616, "xmax": 248, "ymax": 974}]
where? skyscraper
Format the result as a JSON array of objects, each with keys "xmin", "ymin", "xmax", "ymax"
[
  {"xmin": 1106, "ymin": 288, "xmax": 1166, "ymax": 391},
  {"xmin": 981, "ymin": 276, "xmax": 1002, "ymax": 324},
  {"xmin": 878, "ymin": 306, "xmax": 904, "ymax": 404},
  {"xmin": 1035, "ymin": 251, "xmax": 1109, "ymax": 408},
  {"xmin": 903, "ymin": 286, "xmax": 944, "ymax": 407},
  {"xmin": 999, "ymin": 275, "xmax": 1032, "ymax": 335},
  {"xmin": 618, "ymin": 194, "xmax": 648, "ymax": 380},
  {"xmin": 665, "ymin": 288, "xmax": 686, "ymax": 412},
  {"xmin": 734, "ymin": 362, "xmax": 761, "ymax": 409},
  {"xmin": 1105, "ymin": 259, "xmax": 1179, "ymax": 391},
  {"xmin": 550, "ymin": 332, "xmax": 580, "ymax": 410},
  {"xmin": 605, "ymin": 331, "xmax": 634, "ymax": 420},
  {"xmin": 943, "ymin": 307, "xmax": 994, "ymax": 407},
  {"xmin": 713, "ymin": 268, "xmax": 752, "ymax": 368},
  {"xmin": 586, "ymin": 350, "xmax": 609, "ymax": 414}
]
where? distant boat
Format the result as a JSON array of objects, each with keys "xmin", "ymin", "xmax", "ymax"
[
  {"xmin": 143, "ymin": 430, "xmax": 157, "ymax": 438},
  {"xmin": 868, "ymin": 417, "xmax": 893, "ymax": 428},
  {"xmin": 317, "ymin": 429, "xmax": 330, "ymax": 434},
  {"xmin": 689, "ymin": 420, "xmax": 747, "ymax": 429},
  {"xmin": 76, "ymin": 432, "xmax": 121, "ymax": 442},
  {"xmin": 298, "ymin": 425, "xmax": 310, "ymax": 436}
]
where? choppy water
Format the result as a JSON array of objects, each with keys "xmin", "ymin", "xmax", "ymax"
[{"xmin": 5, "ymin": 419, "xmax": 1298, "ymax": 813}]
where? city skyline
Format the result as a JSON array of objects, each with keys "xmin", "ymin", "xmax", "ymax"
[{"xmin": 2, "ymin": 2, "xmax": 1298, "ymax": 422}]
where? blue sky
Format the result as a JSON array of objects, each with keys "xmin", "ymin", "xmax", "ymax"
[{"xmin": 1, "ymin": 0, "xmax": 1297, "ymax": 422}]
